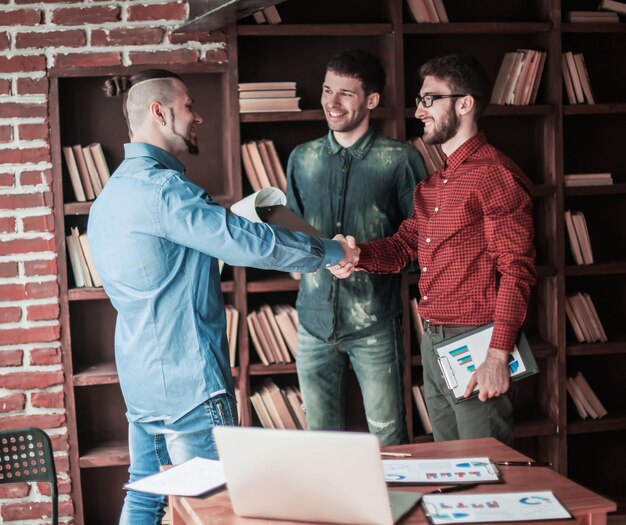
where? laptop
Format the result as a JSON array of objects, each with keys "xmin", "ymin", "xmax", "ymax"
[{"xmin": 213, "ymin": 426, "xmax": 421, "ymax": 525}]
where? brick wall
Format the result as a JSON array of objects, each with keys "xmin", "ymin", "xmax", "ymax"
[{"xmin": 0, "ymin": 2, "xmax": 227, "ymax": 522}]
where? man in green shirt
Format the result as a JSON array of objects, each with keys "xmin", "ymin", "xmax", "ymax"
[{"xmin": 286, "ymin": 50, "xmax": 428, "ymax": 445}]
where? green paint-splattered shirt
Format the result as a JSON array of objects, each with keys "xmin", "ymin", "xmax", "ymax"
[{"xmin": 286, "ymin": 127, "xmax": 428, "ymax": 341}]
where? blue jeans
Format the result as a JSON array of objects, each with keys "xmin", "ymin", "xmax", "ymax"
[
  {"xmin": 296, "ymin": 318, "xmax": 408, "ymax": 446},
  {"xmin": 119, "ymin": 393, "xmax": 237, "ymax": 525}
]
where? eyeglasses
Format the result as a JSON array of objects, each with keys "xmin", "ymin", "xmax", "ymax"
[{"xmin": 415, "ymin": 94, "xmax": 476, "ymax": 108}]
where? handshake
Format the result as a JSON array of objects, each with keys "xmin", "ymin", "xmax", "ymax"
[{"xmin": 327, "ymin": 234, "xmax": 360, "ymax": 279}]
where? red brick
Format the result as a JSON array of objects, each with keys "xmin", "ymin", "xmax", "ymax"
[
  {"xmin": 24, "ymin": 258, "xmax": 57, "ymax": 276},
  {"xmin": 92, "ymin": 27, "xmax": 164, "ymax": 46},
  {"xmin": 31, "ymin": 390, "xmax": 64, "ymax": 408},
  {"xmin": 54, "ymin": 51, "xmax": 121, "ymax": 69},
  {"xmin": 15, "ymin": 29, "xmax": 86, "ymax": 49},
  {"xmin": 39, "ymin": 477, "xmax": 71, "ymax": 495},
  {"xmin": 0, "ymin": 172, "xmax": 14, "ymax": 186},
  {"xmin": 169, "ymin": 29, "xmax": 225, "ymax": 44},
  {"xmin": 0, "ymin": 238, "xmax": 56, "ymax": 257},
  {"xmin": 0, "ymin": 325, "xmax": 60, "ymax": 345},
  {"xmin": 0, "ymin": 349, "xmax": 23, "ymax": 366},
  {"xmin": 0, "ymin": 261, "xmax": 18, "ymax": 277},
  {"xmin": 49, "ymin": 433, "xmax": 69, "ymax": 452},
  {"xmin": 0, "ymin": 370, "xmax": 63, "ymax": 390},
  {"xmin": 0, "ymin": 500, "xmax": 73, "ymax": 522},
  {"xmin": 0, "ymin": 9, "xmax": 42, "ymax": 26},
  {"xmin": 18, "ymin": 122, "xmax": 49, "ymax": 141},
  {"xmin": 27, "ymin": 303, "xmax": 59, "ymax": 322},
  {"xmin": 0, "ymin": 392, "xmax": 25, "ymax": 412},
  {"xmin": 0, "ymin": 78, "xmax": 10, "ymax": 95},
  {"xmin": 0, "ymin": 147, "xmax": 50, "ymax": 164},
  {"xmin": 51, "ymin": 5, "xmax": 119, "ymax": 25},
  {"xmin": 26, "ymin": 281, "xmax": 59, "ymax": 299},
  {"xmin": 128, "ymin": 2, "xmax": 186, "ymax": 21},
  {"xmin": 16, "ymin": 77, "xmax": 48, "ymax": 95},
  {"xmin": 202, "ymin": 48, "xmax": 228, "ymax": 64},
  {"xmin": 129, "ymin": 49, "xmax": 199, "ymax": 66},
  {"xmin": 15, "ymin": 0, "xmax": 74, "ymax": 3},
  {"xmin": 0, "ymin": 216, "xmax": 15, "ymax": 232},
  {"xmin": 22, "ymin": 213, "xmax": 54, "ymax": 232},
  {"xmin": 0, "ymin": 192, "xmax": 52, "ymax": 209},
  {"xmin": 0, "ymin": 102, "xmax": 47, "ymax": 118},
  {"xmin": 0, "ymin": 484, "xmax": 30, "ymax": 499},
  {"xmin": 0, "ymin": 55, "xmax": 45, "ymax": 73},
  {"xmin": 30, "ymin": 346, "xmax": 61, "ymax": 365},
  {"xmin": 0, "ymin": 32, "xmax": 8, "ymax": 50},
  {"xmin": 0, "ymin": 306, "xmax": 21, "ymax": 323},
  {"xmin": 54, "ymin": 455, "xmax": 69, "ymax": 472},
  {"xmin": 0, "ymin": 284, "xmax": 26, "ymax": 301},
  {"xmin": 0, "ymin": 124, "xmax": 12, "ymax": 142},
  {"xmin": 0, "ymin": 414, "xmax": 65, "ymax": 432},
  {"xmin": 21, "ymin": 169, "xmax": 52, "ymax": 186}
]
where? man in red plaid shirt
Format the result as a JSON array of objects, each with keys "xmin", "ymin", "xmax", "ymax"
[{"xmin": 330, "ymin": 55, "xmax": 536, "ymax": 444}]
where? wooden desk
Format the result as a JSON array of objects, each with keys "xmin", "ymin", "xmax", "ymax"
[{"xmin": 169, "ymin": 437, "xmax": 616, "ymax": 525}]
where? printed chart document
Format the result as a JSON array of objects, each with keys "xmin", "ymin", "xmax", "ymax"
[
  {"xmin": 422, "ymin": 490, "xmax": 572, "ymax": 524},
  {"xmin": 124, "ymin": 457, "xmax": 225, "ymax": 497},
  {"xmin": 434, "ymin": 323, "xmax": 538, "ymax": 402},
  {"xmin": 383, "ymin": 457, "xmax": 500, "ymax": 484},
  {"xmin": 230, "ymin": 188, "xmax": 324, "ymax": 237}
]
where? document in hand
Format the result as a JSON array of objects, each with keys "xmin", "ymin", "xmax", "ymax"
[
  {"xmin": 382, "ymin": 457, "xmax": 501, "ymax": 484},
  {"xmin": 422, "ymin": 490, "xmax": 571, "ymax": 524},
  {"xmin": 124, "ymin": 457, "xmax": 225, "ymax": 497},
  {"xmin": 434, "ymin": 323, "xmax": 538, "ymax": 402}
]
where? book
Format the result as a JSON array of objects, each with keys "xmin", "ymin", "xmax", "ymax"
[
  {"xmin": 256, "ymin": 141, "xmax": 280, "ymax": 189},
  {"xmin": 528, "ymin": 51, "xmax": 547, "ymax": 104},
  {"xmin": 573, "ymin": 293, "xmax": 600, "ymax": 342},
  {"xmin": 71, "ymin": 227, "xmax": 93, "ymax": 288},
  {"xmin": 564, "ymin": 52, "xmax": 585, "ymax": 104},
  {"xmin": 432, "ymin": 0, "xmax": 449, "ymax": 22},
  {"xmin": 262, "ymin": 5, "xmax": 281, "ymax": 24},
  {"xmin": 490, "ymin": 52, "xmax": 519, "ymax": 105},
  {"xmin": 564, "ymin": 210, "xmax": 584, "ymax": 265},
  {"xmin": 573, "ymin": 53, "xmax": 595, "ymax": 104},
  {"xmin": 599, "ymin": 0, "xmax": 626, "ymax": 15},
  {"xmin": 502, "ymin": 51, "xmax": 526, "ymax": 105},
  {"xmin": 246, "ymin": 313, "xmax": 270, "ymax": 365},
  {"xmin": 573, "ymin": 372, "xmax": 608, "ymax": 418},
  {"xmin": 434, "ymin": 323, "xmax": 538, "ymax": 402},
  {"xmin": 273, "ymin": 304, "xmax": 298, "ymax": 358},
  {"xmin": 511, "ymin": 50, "xmax": 537, "ymax": 105},
  {"xmin": 412, "ymin": 384, "xmax": 432, "ymax": 434},
  {"xmin": 66, "ymin": 233, "xmax": 86, "ymax": 287},
  {"xmin": 62, "ymin": 146, "xmax": 86, "ymax": 202},
  {"xmin": 244, "ymin": 142, "xmax": 271, "ymax": 188},
  {"xmin": 71, "ymin": 144, "xmax": 96, "ymax": 200},
  {"xmin": 571, "ymin": 211, "xmax": 593, "ymax": 264},
  {"xmin": 581, "ymin": 292, "xmax": 608, "ymax": 342},
  {"xmin": 81, "ymin": 146, "xmax": 103, "ymax": 196},
  {"xmin": 78, "ymin": 233, "xmax": 102, "ymax": 287},
  {"xmin": 564, "ymin": 173, "xmax": 613, "ymax": 187},
  {"xmin": 406, "ymin": 0, "xmax": 430, "ymax": 22},
  {"xmin": 260, "ymin": 304, "xmax": 292, "ymax": 363},
  {"xmin": 263, "ymin": 140, "xmax": 287, "ymax": 192},
  {"xmin": 250, "ymin": 392, "xmax": 275, "ymax": 428},
  {"xmin": 422, "ymin": 0, "xmax": 440, "ymax": 22},
  {"xmin": 262, "ymin": 380, "xmax": 299, "ymax": 430},
  {"xmin": 252, "ymin": 9, "xmax": 266, "ymax": 23},
  {"xmin": 566, "ymin": 376, "xmax": 589, "ymax": 419},
  {"xmin": 239, "ymin": 97, "xmax": 302, "ymax": 113},
  {"xmin": 239, "ymin": 89, "xmax": 297, "ymax": 99},
  {"xmin": 561, "ymin": 54, "xmax": 578, "ymax": 104},
  {"xmin": 225, "ymin": 305, "xmax": 239, "ymax": 367},
  {"xmin": 565, "ymin": 11, "xmax": 620, "ymax": 22},
  {"xmin": 88, "ymin": 142, "xmax": 111, "ymax": 188},
  {"xmin": 254, "ymin": 309, "xmax": 282, "ymax": 363},
  {"xmin": 565, "ymin": 296, "xmax": 586, "ymax": 343},
  {"xmin": 241, "ymin": 143, "xmax": 262, "ymax": 192},
  {"xmin": 284, "ymin": 386, "xmax": 307, "ymax": 430},
  {"xmin": 239, "ymin": 81, "xmax": 297, "ymax": 91}
]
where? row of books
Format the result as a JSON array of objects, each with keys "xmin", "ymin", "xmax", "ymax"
[
  {"xmin": 564, "ymin": 10, "xmax": 620, "ymax": 23},
  {"xmin": 566, "ymin": 371, "xmax": 608, "ymax": 420},
  {"xmin": 251, "ymin": 5, "xmax": 281, "ymax": 24},
  {"xmin": 412, "ymin": 384, "xmax": 432, "ymax": 434},
  {"xmin": 225, "ymin": 305, "xmax": 239, "ymax": 368},
  {"xmin": 241, "ymin": 139, "xmax": 287, "ymax": 192},
  {"xmin": 406, "ymin": 0, "xmax": 449, "ymax": 23},
  {"xmin": 490, "ymin": 49, "xmax": 546, "ymax": 106},
  {"xmin": 564, "ymin": 173, "xmax": 613, "ymax": 187},
  {"xmin": 564, "ymin": 210, "xmax": 594, "ymax": 265},
  {"xmin": 562, "ymin": 52, "xmax": 595, "ymax": 105},
  {"xmin": 408, "ymin": 137, "xmax": 445, "ymax": 176},
  {"xmin": 238, "ymin": 81, "xmax": 301, "ymax": 113},
  {"xmin": 565, "ymin": 292, "xmax": 608, "ymax": 344},
  {"xmin": 247, "ymin": 304, "xmax": 298, "ymax": 366},
  {"xmin": 251, "ymin": 379, "xmax": 307, "ymax": 430},
  {"xmin": 63, "ymin": 143, "xmax": 111, "ymax": 202},
  {"xmin": 66, "ymin": 227, "xmax": 102, "ymax": 288}
]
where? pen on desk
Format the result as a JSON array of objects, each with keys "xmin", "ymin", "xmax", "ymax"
[
  {"xmin": 380, "ymin": 452, "xmax": 411, "ymax": 457},
  {"xmin": 432, "ymin": 483, "xmax": 479, "ymax": 494},
  {"xmin": 494, "ymin": 460, "xmax": 552, "ymax": 467}
]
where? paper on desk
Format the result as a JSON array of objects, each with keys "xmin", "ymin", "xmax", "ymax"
[
  {"xmin": 124, "ymin": 457, "xmax": 226, "ymax": 497},
  {"xmin": 383, "ymin": 457, "xmax": 499, "ymax": 484}
]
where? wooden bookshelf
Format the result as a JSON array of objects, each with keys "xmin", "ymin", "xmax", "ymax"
[{"xmin": 50, "ymin": 0, "xmax": 626, "ymax": 521}]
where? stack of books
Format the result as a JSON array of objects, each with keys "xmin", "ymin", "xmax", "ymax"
[
  {"xmin": 564, "ymin": 210, "xmax": 594, "ymax": 265},
  {"xmin": 408, "ymin": 137, "xmax": 445, "ymax": 176},
  {"xmin": 406, "ymin": 0, "xmax": 449, "ymax": 22},
  {"xmin": 250, "ymin": 379, "xmax": 307, "ymax": 430},
  {"xmin": 562, "ymin": 52, "xmax": 595, "ymax": 104},
  {"xmin": 565, "ymin": 292, "xmax": 608, "ymax": 343},
  {"xmin": 564, "ymin": 173, "xmax": 613, "ymax": 187},
  {"xmin": 241, "ymin": 139, "xmax": 287, "ymax": 192},
  {"xmin": 247, "ymin": 304, "xmax": 298, "ymax": 365},
  {"xmin": 567, "ymin": 371, "xmax": 608, "ymax": 420},
  {"xmin": 251, "ymin": 5, "xmax": 281, "ymax": 24},
  {"xmin": 62, "ymin": 143, "xmax": 111, "ymax": 202},
  {"xmin": 565, "ymin": 10, "xmax": 619, "ymax": 22},
  {"xmin": 66, "ymin": 226, "xmax": 101, "ymax": 288},
  {"xmin": 490, "ymin": 50, "xmax": 547, "ymax": 105},
  {"xmin": 599, "ymin": 0, "xmax": 626, "ymax": 15},
  {"xmin": 225, "ymin": 305, "xmax": 239, "ymax": 368},
  {"xmin": 238, "ymin": 82, "xmax": 301, "ymax": 113},
  {"xmin": 412, "ymin": 384, "xmax": 432, "ymax": 434}
]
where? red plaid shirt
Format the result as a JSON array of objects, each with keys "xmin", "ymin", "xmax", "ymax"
[{"xmin": 358, "ymin": 132, "xmax": 536, "ymax": 351}]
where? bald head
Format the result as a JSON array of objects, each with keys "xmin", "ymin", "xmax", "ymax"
[{"xmin": 125, "ymin": 78, "xmax": 186, "ymax": 135}]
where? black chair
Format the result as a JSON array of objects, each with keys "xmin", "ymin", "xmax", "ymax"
[{"xmin": 0, "ymin": 427, "xmax": 58, "ymax": 524}]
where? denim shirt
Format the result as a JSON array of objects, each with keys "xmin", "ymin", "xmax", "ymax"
[
  {"xmin": 88, "ymin": 143, "xmax": 343, "ymax": 423},
  {"xmin": 286, "ymin": 128, "xmax": 427, "ymax": 341}
]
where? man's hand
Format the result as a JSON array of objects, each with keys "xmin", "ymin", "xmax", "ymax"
[
  {"xmin": 464, "ymin": 347, "xmax": 510, "ymax": 402},
  {"xmin": 327, "ymin": 234, "xmax": 359, "ymax": 279}
]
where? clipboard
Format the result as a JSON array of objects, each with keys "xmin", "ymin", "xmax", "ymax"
[{"xmin": 433, "ymin": 323, "xmax": 538, "ymax": 403}]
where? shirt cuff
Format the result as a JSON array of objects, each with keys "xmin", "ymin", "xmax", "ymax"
[
  {"xmin": 356, "ymin": 243, "xmax": 375, "ymax": 270},
  {"xmin": 320, "ymin": 239, "xmax": 344, "ymax": 268},
  {"xmin": 491, "ymin": 323, "xmax": 518, "ymax": 352}
]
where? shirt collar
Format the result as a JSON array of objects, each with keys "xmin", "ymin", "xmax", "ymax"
[
  {"xmin": 326, "ymin": 126, "xmax": 377, "ymax": 159},
  {"xmin": 442, "ymin": 131, "xmax": 487, "ymax": 174},
  {"xmin": 124, "ymin": 142, "xmax": 186, "ymax": 174}
]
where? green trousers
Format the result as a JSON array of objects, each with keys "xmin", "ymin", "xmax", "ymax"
[{"xmin": 421, "ymin": 325, "xmax": 514, "ymax": 445}]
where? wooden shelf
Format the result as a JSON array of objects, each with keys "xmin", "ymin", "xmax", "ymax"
[
  {"xmin": 79, "ymin": 440, "xmax": 129, "ymax": 468},
  {"xmin": 64, "ymin": 201, "xmax": 93, "ymax": 215},
  {"xmin": 249, "ymin": 363, "xmax": 296, "ymax": 375},
  {"xmin": 247, "ymin": 277, "xmax": 300, "ymax": 293},
  {"xmin": 561, "ymin": 22, "xmax": 626, "ymax": 33},
  {"xmin": 238, "ymin": 23, "xmax": 392, "ymax": 36},
  {"xmin": 567, "ymin": 340, "xmax": 626, "ymax": 357},
  {"xmin": 565, "ymin": 183, "xmax": 626, "ymax": 197},
  {"xmin": 73, "ymin": 362, "xmax": 118, "ymax": 386},
  {"xmin": 566, "ymin": 261, "xmax": 626, "ymax": 277},
  {"xmin": 564, "ymin": 103, "xmax": 626, "ymax": 115},
  {"xmin": 568, "ymin": 412, "xmax": 626, "ymax": 435},
  {"xmin": 68, "ymin": 281, "xmax": 235, "ymax": 300},
  {"xmin": 240, "ymin": 107, "xmax": 394, "ymax": 123},
  {"xmin": 402, "ymin": 22, "xmax": 552, "ymax": 34}
]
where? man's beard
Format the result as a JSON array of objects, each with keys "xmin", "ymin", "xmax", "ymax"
[
  {"xmin": 423, "ymin": 105, "xmax": 460, "ymax": 145},
  {"xmin": 183, "ymin": 137, "xmax": 199, "ymax": 155}
]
